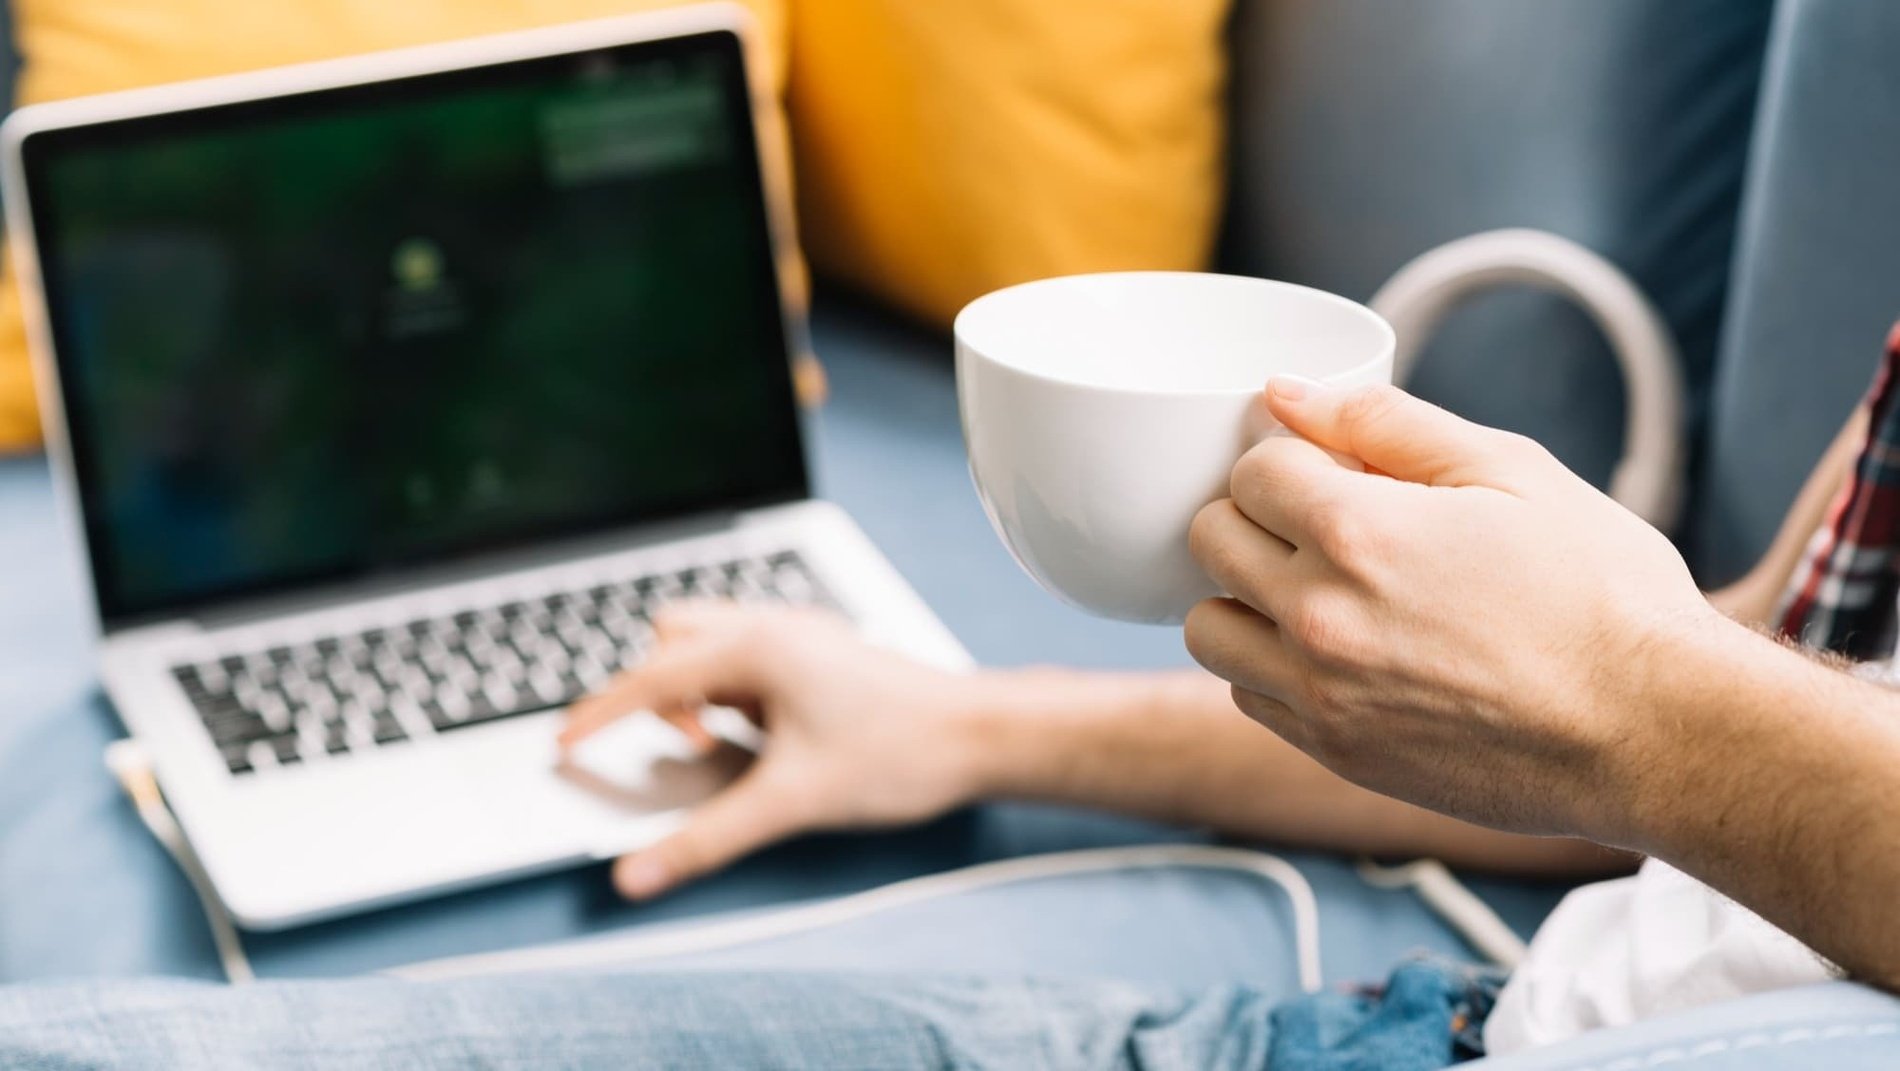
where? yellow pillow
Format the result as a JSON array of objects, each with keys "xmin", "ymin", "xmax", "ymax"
[
  {"xmin": 787, "ymin": 0, "xmax": 1230, "ymax": 328},
  {"xmin": 0, "ymin": 0, "xmax": 791, "ymax": 453}
]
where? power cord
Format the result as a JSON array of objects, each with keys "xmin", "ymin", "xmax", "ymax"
[
  {"xmin": 389, "ymin": 843, "xmax": 1326, "ymax": 991},
  {"xmin": 109, "ymin": 741, "xmax": 1525, "ymax": 990},
  {"xmin": 104, "ymin": 740, "xmax": 255, "ymax": 984}
]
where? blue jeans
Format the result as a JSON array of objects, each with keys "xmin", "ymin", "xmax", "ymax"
[{"xmin": 0, "ymin": 960, "xmax": 1494, "ymax": 1069}]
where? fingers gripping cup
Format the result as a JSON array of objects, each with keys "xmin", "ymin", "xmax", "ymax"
[{"xmin": 956, "ymin": 272, "xmax": 1394, "ymax": 624}]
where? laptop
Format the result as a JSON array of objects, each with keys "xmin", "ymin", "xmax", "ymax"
[{"xmin": 1, "ymin": 4, "xmax": 970, "ymax": 930}]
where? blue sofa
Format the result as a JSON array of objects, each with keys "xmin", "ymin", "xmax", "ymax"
[{"xmin": 2, "ymin": 0, "xmax": 1898, "ymax": 1065}]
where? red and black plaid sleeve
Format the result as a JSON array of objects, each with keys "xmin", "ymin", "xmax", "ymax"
[{"xmin": 1776, "ymin": 321, "xmax": 1900, "ymax": 659}]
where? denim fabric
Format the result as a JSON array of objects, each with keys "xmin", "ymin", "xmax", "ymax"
[
  {"xmin": 0, "ymin": 972, "xmax": 1278, "ymax": 1070},
  {"xmin": 0, "ymin": 962, "xmax": 1524, "ymax": 1070},
  {"xmin": 1270, "ymin": 957, "xmax": 1507, "ymax": 1070},
  {"xmin": 4, "ymin": 972, "xmax": 1900, "ymax": 1070}
]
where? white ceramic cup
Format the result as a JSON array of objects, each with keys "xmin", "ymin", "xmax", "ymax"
[{"xmin": 956, "ymin": 271, "xmax": 1395, "ymax": 624}]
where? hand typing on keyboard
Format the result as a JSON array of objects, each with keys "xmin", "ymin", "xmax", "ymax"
[
  {"xmin": 559, "ymin": 602, "xmax": 985, "ymax": 901},
  {"xmin": 172, "ymin": 552, "xmax": 838, "ymax": 776}
]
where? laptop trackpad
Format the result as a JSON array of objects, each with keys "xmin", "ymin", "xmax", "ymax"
[{"xmin": 556, "ymin": 712, "xmax": 754, "ymax": 812}]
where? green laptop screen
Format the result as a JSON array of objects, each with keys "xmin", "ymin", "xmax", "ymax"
[{"xmin": 24, "ymin": 31, "xmax": 807, "ymax": 623}]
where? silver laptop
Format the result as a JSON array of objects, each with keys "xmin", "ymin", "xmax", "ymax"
[{"xmin": 1, "ymin": 4, "xmax": 969, "ymax": 929}]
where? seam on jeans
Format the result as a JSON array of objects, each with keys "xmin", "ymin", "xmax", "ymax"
[{"xmin": 1557, "ymin": 1021, "xmax": 1900, "ymax": 1071}]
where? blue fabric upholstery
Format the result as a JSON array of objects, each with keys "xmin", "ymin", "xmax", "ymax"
[
  {"xmin": 1687, "ymin": 0, "xmax": 1900, "ymax": 583},
  {"xmin": 1221, "ymin": 0, "xmax": 1773, "ymax": 510},
  {"xmin": 1471, "ymin": 983, "xmax": 1900, "ymax": 1071}
]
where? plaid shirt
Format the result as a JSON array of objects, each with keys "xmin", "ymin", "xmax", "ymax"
[{"xmin": 1775, "ymin": 322, "xmax": 1900, "ymax": 659}]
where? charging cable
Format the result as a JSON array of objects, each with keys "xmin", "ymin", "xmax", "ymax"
[
  {"xmin": 389, "ymin": 843, "xmax": 1326, "ymax": 990},
  {"xmin": 1356, "ymin": 858, "xmax": 1528, "ymax": 969},
  {"xmin": 104, "ymin": 740, "xmax": 256, "ymax": 984},
  {"xmin": 109, "ymin": 741, "xmax": 1526, "ymax": 990}
]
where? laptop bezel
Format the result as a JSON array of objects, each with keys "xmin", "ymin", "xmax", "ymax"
[{"xmin": 0, "ymin": 3, "xmax": 812, "ymax": 635}]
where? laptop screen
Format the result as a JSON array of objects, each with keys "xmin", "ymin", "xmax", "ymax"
[{"xmin": 21, "ymin": 29, "xmax": 808, "ymax": 625}]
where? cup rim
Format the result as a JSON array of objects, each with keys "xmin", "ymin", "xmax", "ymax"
[{"xmin": 954, "ymin": 271, "xmax": 1395, "ymax": 399}]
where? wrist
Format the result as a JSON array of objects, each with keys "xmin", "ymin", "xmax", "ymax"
[
  {"xmin": 1589, "ymin": 607, "xmax": 1832, "ymax": 854},
  {"xmin": 944, "ymin": 667, "xmax": 1185, "ymax": 802}
]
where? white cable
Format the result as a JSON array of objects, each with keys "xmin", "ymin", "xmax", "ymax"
[
  {"xmin": 104, "ymin": 740, "xmax": 256, "ymax": 985},
  {"xmin": 108, "ymin": 744, "xmax": 1521, "ymax": 991},
  {"xmin": 1356, "ymin": 858, "xmax": 1528, "ymax": 969},
  {"xmin": 389, "ymin": 844, "xmax": 1326, "ymax": 993}
]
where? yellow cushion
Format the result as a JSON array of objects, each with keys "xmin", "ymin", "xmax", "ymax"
[
  {"xmin": 787, "ymin": 0, "xmax": 1230, "ymax": 328},
  {"xmin": 0, "ymin": 0, "xmax": 791, "ymax": 453}
]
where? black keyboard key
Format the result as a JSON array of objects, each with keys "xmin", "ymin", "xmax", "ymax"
[
  {"xmin": 192, "ymin": 692, "xmax": 247, "ymax": 720},
  {"xmin": 221, "ymin": 743, "xmax": 255, "ymax": 775},
  {"xmin": 206, "ymin": 714, "xmax": 270, "ymax": 747},
  {"xmin": 424, "ymin": 702, "xmax": 459, "ymax": 732},
  {"xmin": 323, "ymin": 721, "xmax": 351, "ymax": 755},
  {"xmin": 370, "ymin": 712, "xmax": 408, "ymax": 744},
  {"xmin": 269, "ymin": 736, "xmax": 301, "ymax": 765},
  {"xmin": 432, "ymin": 693, "xmax": 525, "ymax": 734}
]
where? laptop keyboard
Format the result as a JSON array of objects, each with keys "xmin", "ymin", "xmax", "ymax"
[{"xmin": 169, "ymin": 550, "xmax": 834, "ymax": 777}]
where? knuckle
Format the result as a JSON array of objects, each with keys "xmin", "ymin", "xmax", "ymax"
[
  {"xmin": 1182, "ymin": 598, "xmax": 1224, "ymax": 660},
  {"xmin": 1308, "ymin": 500, "xmax": 1365, "ymax": 563},
  {"xmin": 1283, "ymin": 592, "xmax": 1356, "ymax": 661},
  {"xmin": 1494, "ymin": 429, "xmax": 1548, "ymax": 461},
  {"xmin": 1229, "ymin": 437, "xmax": 1295, "ymax": 501},
  {"xmin": 1190, "ymin": 510, "xmax": 1255, "ymax": 587},
  {"xmin": 1227, "ymin": 446, "xmax": 1269, "ymax": 503},
  {"xmin": 1187, "ymin": 500, "xmax": 1229, "ymax": 566},
  {"xmin": 1483, "ymin": 429, "xmax": 1558, "ymax": 476}
]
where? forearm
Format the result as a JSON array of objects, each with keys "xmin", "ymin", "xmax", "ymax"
[
  {"xmin": 958, "ymin": 668, "xmax": 1630, "ymax": 877},
  {"xmin": 1611, "ymin": 616, "xmax": 1900, "ymax": 989}
]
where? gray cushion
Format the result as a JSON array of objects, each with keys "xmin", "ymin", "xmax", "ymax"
[
  {"xmin": 1687, "ymin": 0, "xmax": 1900, "ymax": 584},
  {"xmin": 1220, "ymin": 0, "xmax": 1772, "ymax": 511}
]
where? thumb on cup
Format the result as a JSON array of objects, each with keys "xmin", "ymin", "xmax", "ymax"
[{"xmin": 1265, "ymin": 376, "xmax": 1498, "ymax": 486}]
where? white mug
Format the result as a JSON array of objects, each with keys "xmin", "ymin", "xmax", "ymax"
[{"xmin": 956, "ymin": 271, "xmax": 1394, "ymax": 624}]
